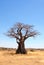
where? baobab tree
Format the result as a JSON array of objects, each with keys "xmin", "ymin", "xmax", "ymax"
[{"xmin": 6, "ymin": 22, "xmax": 39, "ymax": 54}]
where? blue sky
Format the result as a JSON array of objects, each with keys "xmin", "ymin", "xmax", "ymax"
[{"xmin": 0, "ymin": 0, "xmax": 44, "ymax": 48}]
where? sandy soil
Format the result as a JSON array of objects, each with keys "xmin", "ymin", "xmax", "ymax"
[{"xmin": 0, "ymin": 49, "xmax": 44, "ymax": 65}]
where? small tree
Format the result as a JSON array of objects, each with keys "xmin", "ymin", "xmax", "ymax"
[{"xmin": 6, "ymin": 22, "xmax": 39, "ymax": 54}]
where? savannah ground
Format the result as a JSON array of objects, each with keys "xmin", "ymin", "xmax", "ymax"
[{"xmin": 0, "ymin": 48, "xmax": 44, "ymax": 65}]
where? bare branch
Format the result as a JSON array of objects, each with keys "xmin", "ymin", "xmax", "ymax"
[
  {"xmin": 5, "ymin": 28, "xmax": 19, "ymax": 39},
  {"xmin": 25, "ymin": 31, "xmax": 39, "ymax": 39},
  {"xmin": 5, "ymin": 22, "xmax": 39, "ymax": 42}
]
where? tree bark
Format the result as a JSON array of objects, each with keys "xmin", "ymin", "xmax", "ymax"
[{"xmin": 16, "ymin": 42, "xmax": 27, "ymax": 54}]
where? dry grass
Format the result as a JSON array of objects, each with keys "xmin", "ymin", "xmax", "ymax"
[{"xmin": 0, "ymin": 48, "xmax": 44, "ymax": 65}]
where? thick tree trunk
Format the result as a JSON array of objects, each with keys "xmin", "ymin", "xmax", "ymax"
[{"xmin": 16, "ymin": 42, "xmax": 27, "ymax": 54}]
